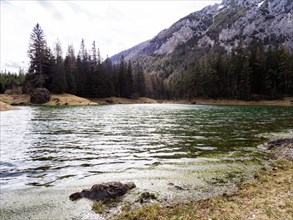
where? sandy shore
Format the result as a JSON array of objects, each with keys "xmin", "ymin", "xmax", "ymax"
[{"xmin": 0, "ymin": 93, "xmax": 292, "ymax": 110}]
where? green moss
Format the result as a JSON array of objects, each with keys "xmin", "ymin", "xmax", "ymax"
[
  {"xmin": 92, "ymin": 198, "xmax": 123, "ymax": 214},
  {"xmin": 92, "ymin": 201, "xmax": 104, "ymax": 214},
  {"xmin": 114, "ymin": 160, "xmax": 293, "ymax": 220},
  {"xmin": 114, "ymin": 204, "xmax": 161, "ymax": 220},
  {"xmin": 210, "ymin": 7, "xmax": 246, "ymax": 31},
  {"xmin": 211, "ymin": 8, "xmax": 233, "ymax": 30}
]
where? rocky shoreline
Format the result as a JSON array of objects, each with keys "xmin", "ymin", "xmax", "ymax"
[
  {"xmin": 0, "ymin": 125, "xmax": 291, "ymax": 220},
  {"xmin": 113, "ymin": 139, "xmax": 293, "ymax": 219},
  {"xmin": 65, "ymin": 139, "xmax": 293, "ymax": 219},
  {"xmin": 258, "ymin": 138, "xmax": 293, "ymax": 161}
]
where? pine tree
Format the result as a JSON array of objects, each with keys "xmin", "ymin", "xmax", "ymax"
[
  {"xmin": 91, "ymin": 41, "xmax": 98, "ymax": 71},
  {"xmin": 75, "ymin": 39, "xmax": 88, "ymax": 96},
  {"xmin": 134, "ymin": 63, "xmax": 146, "ymax": 97},
  {"xmin": 249, "ymin": 44, "xmax": 266, "ymax": 95},
  {"xmin": 118, "ymin": 56, "xmax": 126, "ymax": 97},
  {"xmin": 103, "ymin": 57, "xmax": 115, "ymax": 97},
  {"xmin": 126, "ymin": 61, "xmax": 134, "ymax": 98},
  {"xmin": 64, "ymin": 44, "xmax": 77, "ymax": 94},
  {"xmin": 27, "ymin": 23, "xmax": 50, "ymax": 89},
  {"xmin": 50, "ymin": 39, "xmax": 67, "ymax": 93}
]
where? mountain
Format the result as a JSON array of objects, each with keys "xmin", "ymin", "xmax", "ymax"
[
  {"xmin": 111, "ymin": 0, "xmax": 293, "ymax": 99},
  {"xmin": 111, "ymin": 0, "xmax": 292, "ymax": 64}
]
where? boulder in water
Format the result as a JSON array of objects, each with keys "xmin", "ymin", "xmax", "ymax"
[
  {"xmin": 69, "ymin": 182, "xmax": 136, "ymax": 201},
  {"xmin": 258, "ymin": 138, "xmax": 293, "ymax": 160},
  {"xmin": 258, "ymin": 138, "xmax": 293, "ymax": 150}
]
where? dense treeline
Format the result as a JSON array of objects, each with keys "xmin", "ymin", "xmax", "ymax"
[
  {"xmin": 1, "ymin": 23, "xmax": 292, "ymax": 100},
  {"xmin": 0, "ymin": 70, "xmax": 25, "ymax": 93},
  {"xmin": 25, "ymin": 24, "xmax": 146, "ymax": 98},
  {"xmin": 158, "ymin": 45, "xmax": 293, "ymax": 100}
]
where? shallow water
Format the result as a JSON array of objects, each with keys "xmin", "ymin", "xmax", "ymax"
[{"xmin": 1, "ymin": 104, "xmax": 293, "ymax": 219}]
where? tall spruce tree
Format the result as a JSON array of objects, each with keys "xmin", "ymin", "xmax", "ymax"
[
  {"xmin": 134, "ymin": 63, "xmax": 146, "ymax": 97},
  {"xmin": 118, "ymin": 56, "xmax": 126, "ymax": 97},
  {"xmin": 64, "ymin": 45, "xmax": 77, "ymax": 94},
  {"xmin": 76, "ymin": 39, "xmax": 88, "ymax": 96},
  {"xmin": 27, "ymin": 23, "xmax": 50, "ymax": 89},
  {"xmin": 126, "ymin": 60, "xmax": 134, "ymax": 98},
  {"xmin": 50, "ymin": 39, "xmax": 67, "ymax": 93}
]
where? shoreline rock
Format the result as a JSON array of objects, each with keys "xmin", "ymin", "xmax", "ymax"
[
  {"xmin": 69, "ymin": 182, "xmax": 136, "ymax": 201},
  {"xmin": 30, "ymin": 88, "xmax": 51, "ymax": 104},
  {"xmin": 258, "ymin": 138, "xmax": 293, "ymax": 160}
]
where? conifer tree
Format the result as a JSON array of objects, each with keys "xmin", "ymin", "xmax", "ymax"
[
  {"xmin": 76, "ymin": 39, "xmax": 88, "ymax": 96},
  {"xmin": 126, "ymin": 60, "xmax": 134, "ymax": 98},
  {"xmin": 64, "ymin": 45, "xmax": 77, "ymax": 94},
  {"xmin": 134, "ymin": 63, "xmax": 146, "ymax": 97},
  {"xmin": 91, "ymin": 41, "xmax": 98, "ymax": 71},
  {"xmin": 50, "ymin": 39, "xmax": 67, "ymax": 93},
  {"xmin": 118, "ymin": 56, "xmax": 126, "ymax": 97},
  {"xmin": 27, "ymin": 23, "xmax": 50, "ymax": 89}
]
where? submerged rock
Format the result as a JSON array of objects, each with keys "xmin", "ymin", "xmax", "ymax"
[
  {"xmin": 258, "ymin": 138, "xmax": 293, "ymax": 150},
  {"xmin": 138, "ymin": 192, "xmax": 157, "ymax": 203},
  {"xmin": 69, "ymin": 182, "xmax": 136, "ymax": 201},
  {"xmin": 258, "ymin": 138, "xmax": 293, "ymax": 160}
]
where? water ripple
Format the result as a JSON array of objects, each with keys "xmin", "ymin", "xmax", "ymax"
[{"xmin": 1, "ymin": 104, "xmax": 293, "ymax": 190}]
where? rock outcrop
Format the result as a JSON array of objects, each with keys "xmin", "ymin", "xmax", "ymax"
[{"xmin": 111, "ymin": 0, "xmax": 293, "ymax": 74}]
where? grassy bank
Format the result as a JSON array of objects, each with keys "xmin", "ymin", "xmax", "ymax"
[
  {"xmin": 1, "ymin": 93, "xmax": 293, "ymax": 109},
  {"xmin": 115, "ymin": 159, "xmax": 293, "ymax": 220},
  {"xmin": 167, "ymin": 97, "xmax": 293, "ymax": 107},
  {"xmin": 0, "ymin": 101, "xmax": 18, "ymax": 111},
  {"xmin": 0, "ymin": 93, "xmax": 158, "ymax": 108}
]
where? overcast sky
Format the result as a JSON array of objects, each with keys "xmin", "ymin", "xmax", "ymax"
[{"xmin": 1, "ymin": 0, "xmax": 220, "ymax": 72}]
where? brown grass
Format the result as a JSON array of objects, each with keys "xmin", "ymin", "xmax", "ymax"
[
  {"xmin": 115, "ymin": 160, "xmax": 293, "ymax": 220},
  {"xmin": 165, "ymin": 97, "xmax": 293, "ymax": 107},
  {"xmin": 0, "ymin": 94, "xmax": 30, "ymax": 105},
  {"xmin": 0, "ymin": 101, "xmax": 18, "ymax": 111},
  {"xmin": 0, "ymin": 93, "xmax": 292, "ymax": 107},
  {"xmin": 46, "ymin": 93, "xmax": 97, "ymax": 106},
  {"xmin": 91, "ymin": 97, "xmax": 158, "ymax": 105}
]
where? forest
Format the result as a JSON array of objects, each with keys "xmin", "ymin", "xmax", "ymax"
[
  {"xmin": 165, "ymin": 45, "xmax": 293, "ymax": 100},
  {"xmin": 1, "ymin": 23, "xmax": 292, "ymax": 100}
]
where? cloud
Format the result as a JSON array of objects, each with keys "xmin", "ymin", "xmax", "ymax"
[
  {"xmin": 2, "ymin": 61, "xmax": 26, "ymax": 72},
  {"xmin": 1, "ymin": 1, "xmax": 220, "ymax": 72},
  {"xmin": 37, "ymin": 1, "xmax": 64, "ymax": 20},
  {"xmin": 65, "ymin": 1, "xmax": 104, "ymax": 20}
]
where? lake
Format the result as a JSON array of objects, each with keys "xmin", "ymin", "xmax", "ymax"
[{"xmin": 1, "ymin": 104, "xmax": 293, "ymax": 219}]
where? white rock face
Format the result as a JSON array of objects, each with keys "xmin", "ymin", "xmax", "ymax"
[
  {"xmin": 214, "ymin": 0, "xmax": 293, "ymax": 52},
  {"xmin": 111, "ymin": 0, "xmax": 293, "ymax": 62},
  {"xmin": 155, "ymin": 26, "xmax": 194, "ymax": 55},
  {"xmin": 155, "ymin": 0, "xmax": 293, "ymax": 55}
]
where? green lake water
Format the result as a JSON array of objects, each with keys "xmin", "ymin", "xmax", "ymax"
[{"xmin": 1, "ymin": 104, "xmax": 292, "ymax": 219}]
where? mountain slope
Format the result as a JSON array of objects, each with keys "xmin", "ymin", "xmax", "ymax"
[{"xmin": 111, "ymin": 0, "xmax": 293, "ymax": 66}]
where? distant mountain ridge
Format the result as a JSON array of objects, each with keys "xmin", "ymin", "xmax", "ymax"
[{"xmin": 111, "ymin": 0, "xmax": 293, "ymax": 65}]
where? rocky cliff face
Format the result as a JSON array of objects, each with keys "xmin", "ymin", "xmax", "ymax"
[{"xmin": 111, "ymin": 0, "xmax": 293, "ymax": 69}]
